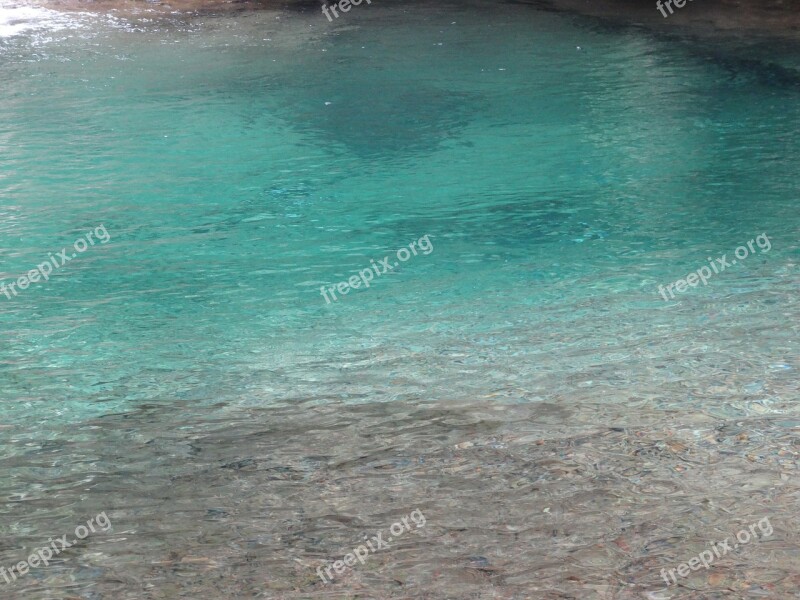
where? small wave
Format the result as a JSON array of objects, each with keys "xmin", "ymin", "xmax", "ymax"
[{"xmin": 0, "ymin": 2, "xmax": 85, "ymax": 38}]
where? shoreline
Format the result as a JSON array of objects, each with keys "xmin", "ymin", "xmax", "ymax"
[
  {"xmin": 17, "ymin": 0, "xmax": 800, "ymax": 38},
  {"xmin": 537, "ymin": 0, "xmax": 800, "ymax": 39},
  {"xmin": 30, "ymin": 0, "xmax": 287, "ymax": 16}
]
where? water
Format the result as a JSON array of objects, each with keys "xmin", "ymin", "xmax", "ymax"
[{"xmin": 1, "ymin": 1, "xmax": 798, "ymax": 598}]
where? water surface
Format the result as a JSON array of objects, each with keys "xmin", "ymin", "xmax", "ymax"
[{"xmin": 1, "ymin": 1, "xmax": 798, "ymax": 597}]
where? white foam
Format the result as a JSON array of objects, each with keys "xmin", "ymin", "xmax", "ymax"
[{"xmin": 0, "ymin": 2, "xmax": 84, "ymax": 38}]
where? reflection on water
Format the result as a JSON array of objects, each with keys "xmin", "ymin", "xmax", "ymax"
[{"xmin": 0, "ymin": 0, "xmax": 799, "ymax": 597}]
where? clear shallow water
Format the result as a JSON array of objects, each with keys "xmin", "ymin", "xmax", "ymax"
[{"xmin": 0, "ymin": 2, "xmax": 798, "ymax": 598}]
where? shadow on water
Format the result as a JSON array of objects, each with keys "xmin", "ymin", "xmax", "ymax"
[{"xmin": 277, "ymin": 79, "xmax": 482, "ymax": 160}]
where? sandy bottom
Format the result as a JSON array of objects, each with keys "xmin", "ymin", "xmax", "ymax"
[{"xmin": 2, "ymin": 398, "xmax": 798, "ymax": 599}]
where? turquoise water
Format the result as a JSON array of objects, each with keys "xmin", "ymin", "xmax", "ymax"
[{"xmin": 1, "ymin": 1, "xmax": 799, "ymax": 597}]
